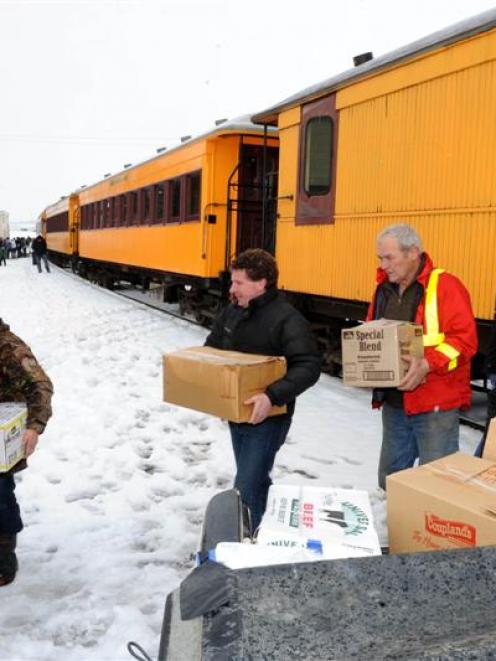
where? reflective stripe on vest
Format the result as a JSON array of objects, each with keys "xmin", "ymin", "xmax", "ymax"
[{"xmin": 423, "ymin": 268, "xmax": 459, "ymax": 371}]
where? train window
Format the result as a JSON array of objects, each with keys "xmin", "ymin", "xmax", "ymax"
[
  {"xmin": 99, "ymin": 201, "xmax": 105, "ymax": 228},
  {"xmin": 143, "ymin": 187, "xmax": 152, "ymax": 223},
  {"xmin": 186, "ymin": 171, "xmax": 201, "ymax": 221},
  {"xmin": 154, "ymin": 182, "xmax": 166, "ymax": 223},
  {"xmin": 130, "ymin": 191, "xmax": 139, "ymax": 225},
  {"xmin": 170, "ymin": 178, "xmax": 181, "ymax": 221},
  {"xmin": 112, "ymin": 196, "xmax": 120, "ymax": 227},
  {"xmin": 296, "ymin": 94, "xmax": 338, "ymax": 225},
  {"xmin": 120, "ymin": 194, "xmax": 127, "ymax": 226},
  {"xmin": 105, "ymin": 199, "xmax": 111, "ymax": 227},
  {"xmin": 92, "ymin": 203, "xmax": 98, "ymax": 229},
  {"xmin": 46, "ymin": 212, "xmax": 69, "ymax": 232},
  {"xmin": 304, "ymin": 117, "xmax": 333, "ymax": 196}
]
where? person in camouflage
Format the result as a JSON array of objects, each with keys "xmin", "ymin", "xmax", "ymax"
[{"xmin": 0, "ymin": 318, "xmax": 53, "ymax": 586}]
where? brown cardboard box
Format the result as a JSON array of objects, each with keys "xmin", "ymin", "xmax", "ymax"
[
  {"xmin": 341, "ymin": 319, "xmax": 424, "ymax": 387},
  {"xmin": 483, "ymin": 418, "xmax": 496, "ymax": 461},
  {"xmin": 163, "ymin": 346, "xmax": 287, "ymax": 422},
  {"xmin": 387, "ymin": 452, "xmax": 496, "ymax": 554}
]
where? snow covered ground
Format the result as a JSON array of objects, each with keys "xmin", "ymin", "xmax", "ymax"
[{"xmin": 0, "ymin": 258, "xmax": 480, "ymax": 660}]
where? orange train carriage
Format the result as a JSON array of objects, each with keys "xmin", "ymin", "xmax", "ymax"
[
  {"xmin": 41, "ymin": 194, "xmax": 79, "ymax": 260},
  {"xmin": 41, "ymin": 116, "xmax": 278, "ymax": 323}
]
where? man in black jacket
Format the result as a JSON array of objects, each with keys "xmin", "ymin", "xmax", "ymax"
[
  {"xmin": 32, "ymin": 235, "xmax": 50, "ymax": 273},
  {"xmin": 205, "ymin": 249, "xmax": 321, "ymax": 530}
]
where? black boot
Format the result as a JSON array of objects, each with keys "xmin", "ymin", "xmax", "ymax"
[{"xmin": 0, "ymin": 534, "xmax": 18, "ymax": 586}]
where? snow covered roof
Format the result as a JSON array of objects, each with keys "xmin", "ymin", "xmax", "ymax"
[{"xmin": 252, "ymin": 8, "xmax": 496, "ymax": 125}]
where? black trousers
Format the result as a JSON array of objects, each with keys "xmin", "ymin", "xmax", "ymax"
[{"xmin": 0, "ymin": 475, "xmax": 23, "ymax": 534}]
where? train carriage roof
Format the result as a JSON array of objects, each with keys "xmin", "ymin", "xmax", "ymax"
[
  {"xmin": 252, "ymin": 8, "xmax": 496, "ymax": 125},
  {"xmin": 74, "ymin": 115, "xmax": 277, "ymax": 195}
]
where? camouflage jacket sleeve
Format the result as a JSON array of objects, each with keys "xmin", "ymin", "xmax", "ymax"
[{"xmin": 0, "ymin": 324, "xmax": 53, "ymax": 434}]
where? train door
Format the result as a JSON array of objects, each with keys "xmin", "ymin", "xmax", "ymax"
[
  {"xmin": 71, "ymin": 202, "xmax": 80, "ymax": 256},
  {"xmin": 234, "ymin": 144, "xmax": 279, "ymax": 254}
]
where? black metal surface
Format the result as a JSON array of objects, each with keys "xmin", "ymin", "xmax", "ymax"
[
  {"xmin": 180, "ymin": 562, "xmax": 233, "ymax": 621},
  {"xmin": 157, "ymin": 594, "xmax": 173, "ymax": 661},
  {"xmin": 200, "ymin": 489, "xmax": 243, "ymax": 554},
  {"xmin": 460, "ymin": 388, "xmax": 488, "ymax": 431}
]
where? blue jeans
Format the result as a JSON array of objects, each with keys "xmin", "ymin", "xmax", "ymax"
[
  {"xmin": 35, "ymin": 254, "xmax": 50, "ymax": 273},
  {"xmin": 379, "ymin": 403, "xmax": 459, "ymax": 490},
  {"xmin": 229, "ymin": 416, "xmax": 292, "ymax": 531},
  {"xmin": 0, "ymin": 475, "xmax": 23, "ymax": 534}
]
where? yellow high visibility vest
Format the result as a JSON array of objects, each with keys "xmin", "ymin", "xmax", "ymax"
[{"xmin": 423, "ymin": 268, "xmax": 459, "ymax": 371}]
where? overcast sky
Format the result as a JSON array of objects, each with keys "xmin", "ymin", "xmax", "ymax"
[{"xmin": 1, "ymin": 0, "xmax": 495, "ymax": 224}]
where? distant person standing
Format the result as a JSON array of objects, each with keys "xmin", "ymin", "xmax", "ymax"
[
  {"xmin": 32, "ymin": 235, "xmax": 50, "ymax": 273},
  {"xmin": 8, "ymin": 239, "xmax": 16, "ymax": 260},
  {"xmin": 0, "ymin": 240, "xmax": 6, "ymax": 266}
]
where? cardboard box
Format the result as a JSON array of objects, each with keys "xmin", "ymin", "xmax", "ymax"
[
  {"xmin": 0, "ymin": 403, "xmax": 27, "ymax": 472},
  {"xmin": 387, "ymin": 452, "xmax": 496, "ymax": 554},
  {"xmin": 483, "ymin": 417, "xmax": 496, "ymax": 461},
  {"xmin": 341, "ymin": 319, "xmax": 424, "ymax": 387},
  {"xmin": 163, "ymin": 346, "xmax": 287, "ymax": 423},
  {"xmin": 258, "ymin": 484, "xmax": 382, "ymax": 559}
]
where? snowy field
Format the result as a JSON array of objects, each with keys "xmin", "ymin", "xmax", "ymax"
[{"xmin": 0, "ymin": 258, "xmax": 480, "ymax": 660}]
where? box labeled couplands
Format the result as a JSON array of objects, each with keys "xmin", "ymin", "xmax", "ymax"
[
  {"xmin": 387, "ymin": 452, "xmax": 496, "ymax": 554},
  {"xmin": 163, "ymin": 346, "xmax": 287, "ymax": 423},
  {"xmin": 341, "ymin": 319, "xmax": 424, "ymax": 387},
  {"xmin": 0, "ymin": 403, "xmax": 27, "ymax": 472}
]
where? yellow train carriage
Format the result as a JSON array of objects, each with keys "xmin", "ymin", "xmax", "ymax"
[
  {"xmin": 42, "ymin": 194, "xmax": 79, "ymax": 261},
  {"xmin": 253, "ymin": 9, "xmax": 496, "ymax": 358},
  {"xmin": 77, "ymin": 117, "xmax": 278, "ymax": 292}
]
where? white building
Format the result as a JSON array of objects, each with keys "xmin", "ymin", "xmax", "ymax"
[{"xmin": 0, "ymin": 210, "xmax": 9, "ymax": 239}]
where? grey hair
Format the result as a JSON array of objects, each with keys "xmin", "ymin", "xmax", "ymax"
[{"xmin": 377, "ymin": 223, "xmax": 423, "ymax": 252}]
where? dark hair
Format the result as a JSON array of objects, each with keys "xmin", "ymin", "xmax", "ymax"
[{"xmin": 230, "ymin": 249, "xmax": 278, "ymax": 288}]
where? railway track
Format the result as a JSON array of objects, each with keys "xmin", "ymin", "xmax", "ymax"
[{"xmin": 113, "ymin": 284, "xmax": 206, "ymax": 327}]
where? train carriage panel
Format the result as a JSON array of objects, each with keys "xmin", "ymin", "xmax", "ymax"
[
  {"xmin": 44, "ymin": 194, "xmax": 78, "ymax": 258},
  {"xmin": 273, "ymin": 22, "xmax": 496, "ymax": 322}
]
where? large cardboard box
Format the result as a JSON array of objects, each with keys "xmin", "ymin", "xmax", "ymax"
[
  {"xmin": 258, "ymin": 484, "xmax": 382, "ymax": 559},
  {"xmin": 0, "ymin": 403, "xmax": 27, "ymax": 472},
  {"xmin": 387, "ymin": 452, "xmax": 496, "ymax": 554},
  {"xmin": 483, "ymin": 417, "xmax": 496, "ymax": 461},
  {"xmin": 341, "ymin": 319, "xmax": 424, "ymax": 387},
  {"xmin": 163, "ymin": 346, "xmax": 287, "ymax": 423}
]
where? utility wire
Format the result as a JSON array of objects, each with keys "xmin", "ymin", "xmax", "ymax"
[{"xmin": 0, "ymin": 134, "xmax": 179, "ymax": 146}]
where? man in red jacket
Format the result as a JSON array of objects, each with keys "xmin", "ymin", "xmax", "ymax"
[{"xmin": 368, "ymin": 224, "xmax": 478, "ymax": 489}]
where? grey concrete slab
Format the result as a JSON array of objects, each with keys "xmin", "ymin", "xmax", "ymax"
[{"xmin": 200, "ymin": 546, "xmax": 496, "ymax": 660}]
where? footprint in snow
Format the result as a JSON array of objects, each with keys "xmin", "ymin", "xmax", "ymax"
[
  {"xmin": 215, "ymin": 476, "xmax": 231, "ymax": 489},
  {"xmin": 134, "ymin": 444, "xmax": 153, "ymax": 459},
  {"xmin": 135, "ymin": 409, "xmax": 151, "ymax": 422},
  {"xmin": 44, "ymin": 473, "xmax": 63, "ymax": 484},
  {"xmin": 301, "ymin": 454, "xmax": 336, "ymax": 465},
  {"xmin": 339, "ymin": 456, "xmax": 363, "ymax": 466},
  {"xmin": 64, "ymin": 486, "xmax": 101, "ymax": 502},
  {"xmin": 129, "ymin": 499, "xmax": 151, "ymax": 512},
  {"xmin": 276, "ymin": 465, "xmax": 319, "ymax": 480}
]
